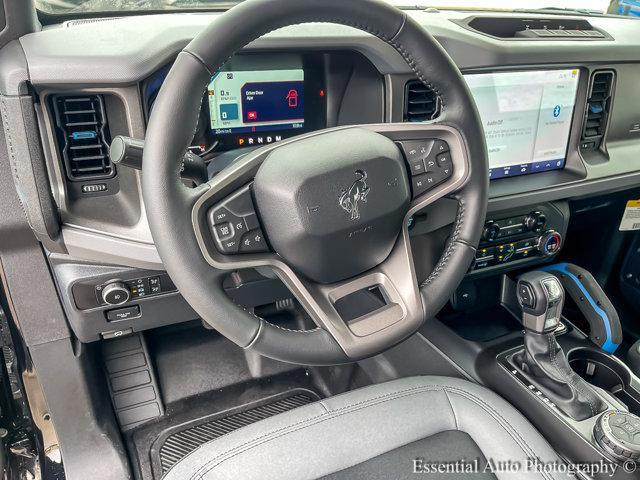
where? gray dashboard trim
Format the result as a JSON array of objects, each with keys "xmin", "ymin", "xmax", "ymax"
[
  {"xmin": 61, "ymin": 225, "xmax": 162, "ymax": 270},
  {"xmin": 60, "ymin": 168, "xmax": 640, "ymax": 271},
  {"xmin": 6, "ymin": 11, "xmax": 640, "ymax": 91}
]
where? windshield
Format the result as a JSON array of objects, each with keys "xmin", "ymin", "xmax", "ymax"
[{"xmin": 35, "ymin": 1, "xmax": 635, "ymax": 16}]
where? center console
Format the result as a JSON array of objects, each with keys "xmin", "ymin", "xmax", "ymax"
[
  {"xmin": 468, "ymin": 204, "xmax": 567, "ymax": 276},
  {"xmin": 425, "ymin": 264, "xmax": 640, "ymax": 477}
]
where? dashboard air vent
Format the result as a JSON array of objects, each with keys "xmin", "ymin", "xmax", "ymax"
[
  {"xmin": 52, "ymin": 95, "xmax": 113, "ymax": 181},
  {"xmin": 404, "ymin": 80, "xmax": 440, "ymax": 122},
  {"xmin": 581, "ymin": 71, "xmax": 614, "ymax": 150}
]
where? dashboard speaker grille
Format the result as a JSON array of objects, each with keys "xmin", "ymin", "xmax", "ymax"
[
  {"xmin": 582, "ymin": 71, "xmax": 614, "ymax": 149},
  {"xmin": 404, "ymin": 80, "xmax": 440, "ymax": 122},
  {"xmin": 52, "ymin": 94, "xmax": 113, "ymax": 181}
]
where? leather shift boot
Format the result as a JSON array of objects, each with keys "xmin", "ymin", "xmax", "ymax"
[{"xmin": 512, "ymin": 331, "xmax": 607, "ymax": 421}]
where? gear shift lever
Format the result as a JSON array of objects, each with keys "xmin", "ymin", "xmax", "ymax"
[
  {"xmin": 513, "ymin": 271, "xmax": 607, "ymax": 421},
  {"xmin": 517, "ymin": 271, "xmax": 564, "ymax": 334}
]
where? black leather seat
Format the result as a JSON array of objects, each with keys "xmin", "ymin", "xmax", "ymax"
[{"xmin": 164, "ymin": 376, "xmax": 565, "ymax": 479}]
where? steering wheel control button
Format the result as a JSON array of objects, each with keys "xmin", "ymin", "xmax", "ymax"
[
  {"xmin": 408, "ymin": 158, "xmax": 425, "ymax": 175},
  {"xmin": 101, "ymin": 282, "xmax": 131, "ymax": 306},
  {"xmin": 436, "ymin": 151, "xmax": 452, "ymax": 167},
  {"xmin": 399, "ymin": 140, "xmax": 429, "ymax": 163},
  {"xmin": 239, "ymin": 229, "xmax": 268, "ymax": 253},
  {"xmin": 214, "ymin": 223, "xmax": 234, "ymax": 240},
  {"xmin": 208, "ymin": 184, "xmax": 268, "ymax": 255},
  {"xmin": 211, "ymin": 207, "xmax": 232, "ymax": 225},
  {"xmin": 594, "ymin": 411, "xmax": 640, "ymax": 462},
  {"xmin": 399, "ymin": 139, "xmax": 452, "ymax": 197}
]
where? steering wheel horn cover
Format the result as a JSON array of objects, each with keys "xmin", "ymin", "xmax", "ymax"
[
  {"xmin": 143, "ymin": 0, "xmax": 488, "ymax": 365},
  {"xmin": 253, "ymin": 128, "xmax": 410, "ymax": 284}
]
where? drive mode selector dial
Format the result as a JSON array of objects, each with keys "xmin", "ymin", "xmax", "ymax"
[
  {"xmin": 594, "ymin": 411, "xmax": 640, "ymax": 462},
  {"xmin": 101, "ymin": 282, "xmax": 131, "ymax": 306}
]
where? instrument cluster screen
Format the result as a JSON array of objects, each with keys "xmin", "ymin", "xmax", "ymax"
[{"xmin": 208, "ymin": 69, "xmax": 305, "ymax": 136}]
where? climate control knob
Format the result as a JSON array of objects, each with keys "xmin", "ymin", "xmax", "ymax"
[
  {"xmin": 524, "ymin": 211, "xmax": 547, "ymax": 233},
  {"xmin": 101, "ymin": 282, "xmax": 131, "ymax": 306},
  {"xmin": 537, "ymin": 231, "xmax": 562, "ymax": 256},
  {"xmin": 482, "ymin": 221, "xmax": 500, "ymax": 242}
]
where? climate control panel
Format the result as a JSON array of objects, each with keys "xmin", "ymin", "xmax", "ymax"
[{"xmin": 472, "ymin": 207, "xmax": 566, "ymax": 273}]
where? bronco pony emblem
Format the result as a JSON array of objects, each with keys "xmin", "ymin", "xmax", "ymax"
[{"xmin": 339, "ymin": 170, "xmax": 370, "ymax": 221}]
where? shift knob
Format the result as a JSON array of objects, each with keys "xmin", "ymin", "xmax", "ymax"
[{"xmin": 516, "ymin": 271, "xmax": 564, "ymax": 333}]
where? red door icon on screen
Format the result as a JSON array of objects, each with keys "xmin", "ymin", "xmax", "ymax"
[{"xmin": 286, "ymin": 90, "xmax": 298, "ymax": 108}]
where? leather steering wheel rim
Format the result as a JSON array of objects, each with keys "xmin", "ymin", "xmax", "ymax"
[{"xmin": 142, "ymin": 0, "xmax": 488, "ymax": 365}]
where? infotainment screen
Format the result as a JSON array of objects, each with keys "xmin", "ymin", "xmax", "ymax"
[
  {"xmin": 208, "ymin": 69, "xmax": 305, "ymax": 135},
  {"xmin": 465, "ymin": 69, "xmax": 580, "ymax": 180}
]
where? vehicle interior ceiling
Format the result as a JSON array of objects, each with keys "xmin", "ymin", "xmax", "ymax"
[{"xmin": 1, "ymin": 0, "xmax": 640, "ymax": 479}]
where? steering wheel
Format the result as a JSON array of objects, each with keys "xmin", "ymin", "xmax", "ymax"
[{"xmin": 142, "ymin": 0, "xmax": 488, "ymax": 365}]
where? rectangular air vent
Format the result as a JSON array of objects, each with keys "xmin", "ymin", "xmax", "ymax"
[
  {"xmin": 581, "ymin": 71, "xmax": 614, "ymax": 151},
  {"xmin": 404, "ymin": 80, "xmax": 440, "ymax": 122},
  {"xmin": 52, "ymin": 95, "xmax": 113, "ymax": 181}
]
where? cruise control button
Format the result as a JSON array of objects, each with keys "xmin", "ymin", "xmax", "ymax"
[
  {"xmin": 215, "ymin": 223, "xmax": 234, "ymax": 240},
  {"xmin": 211, "ymin": 207, "xmax": 232, "ymax": 225},
  {"xmin": 208, "ymin": 183, "xmax": 267, "ymax": 255},
  {"xmin": 220, "ymin": 238, "xmax": 239, "ymax": 254}
]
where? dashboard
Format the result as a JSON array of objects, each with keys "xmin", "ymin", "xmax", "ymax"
[
  {"xmin": 147, "ymin": 60, "xmax": 582, "ymax": 182},
  {"xmin": 3, "ymin": 8, "xmax": 640, "ymax": 341}
]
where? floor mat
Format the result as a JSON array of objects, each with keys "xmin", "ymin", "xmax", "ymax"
[{"xmin": 153, "ymin": 389, "xmax": 319, "ymax": 475}]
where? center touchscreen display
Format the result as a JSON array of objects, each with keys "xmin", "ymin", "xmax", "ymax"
[
  {"xmin": 208, "ymin": 69, "xmax": 304, "ymax": 135},
  {"xmin": 465, "ymin": 69, "xmax": 580, "ymax": 180}
]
